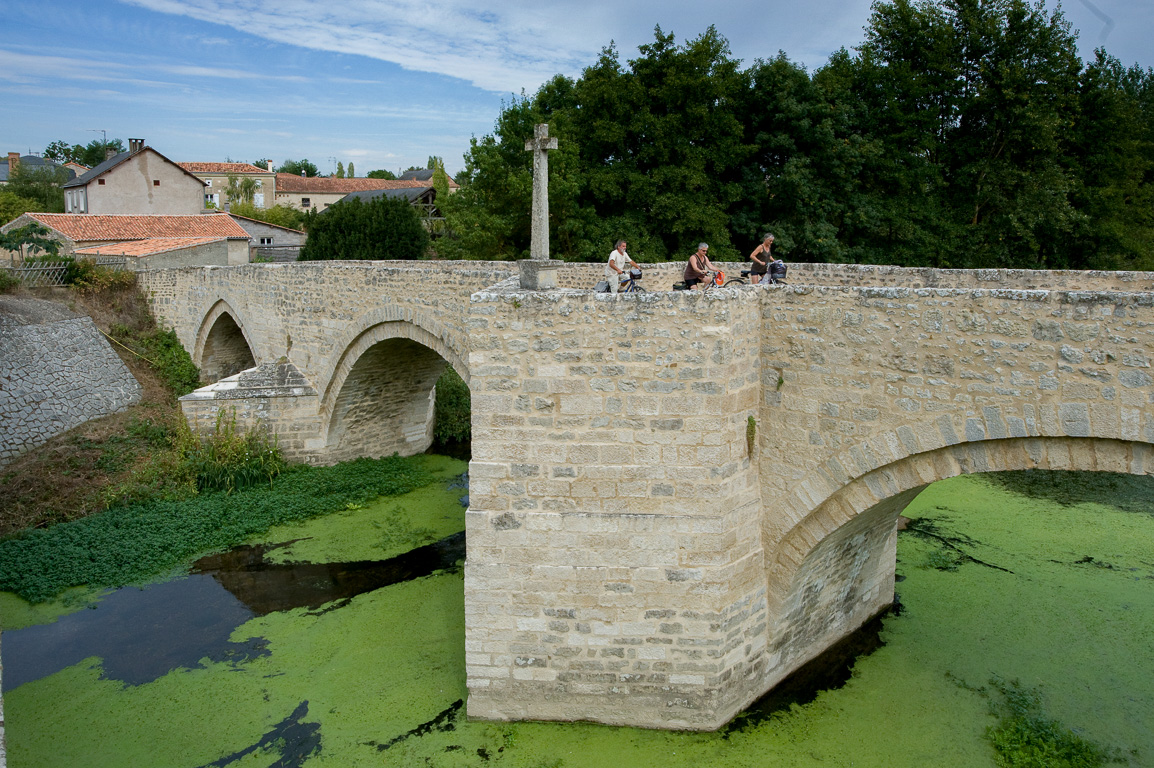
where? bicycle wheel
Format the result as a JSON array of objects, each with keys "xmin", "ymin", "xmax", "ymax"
[
  {"xmin": 724, "ymin": 278, "xmax": 747, "ymax": 287},
  {"xmin": 627, "ymin": 284, "xmax": 647, "ymax": 293}
]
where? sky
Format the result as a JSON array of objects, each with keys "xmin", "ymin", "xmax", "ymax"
[{"xmin": 3, "ymin": 0, "xmax": 1152, "ymax": 177}]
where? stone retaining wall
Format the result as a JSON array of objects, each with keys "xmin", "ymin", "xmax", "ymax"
[{"xmin": 0, "ymin": 296, "xmax": 142, "ymax": 467}]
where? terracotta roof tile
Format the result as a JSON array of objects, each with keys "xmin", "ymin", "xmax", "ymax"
[
  {"xmin": 274, "ymin": 175, "xmax": 457, "ymax": 193},
  {"xmin": 179, "ymin": 162, "xmax": 272, "ymax": 175},
  {"xmin": 74, "ymin": 237, "xmax": 226, "ymax": 257},
  {"xmin": 26, "ymin": 213, "xmax": 251, "ymax": 242}
]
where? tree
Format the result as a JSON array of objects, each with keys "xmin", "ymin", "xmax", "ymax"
[
  {"xmin": 335, "ymin": 162, "xmax": 345, "ymax": 178},
  {"xmin": 225, "ymin": 175, "xmax": 258, "ymax": 206},
  {"xmin": 277, "ymin": 159, "xmax": 319, "ymax": 177},
  {"xmin": 7, "ymin": 163, "xmax": 69, "ymax": 213},
  {"xmin": 44, "ymin": 141, "xmax": 84, "ymax": 165},
  {"xmin": 0, "ymin": 188, "xmax": 41, "ymax": 226},
  {"xmin": 229, "ymin": 202, "xmax": 307, "ymax": 231},
  {"xmin": 427, "ymin": 156, "xmax": 444, "ymax": 170},
  {"xmin": 252, "ymin": 158, "xmax": 274, "ymax": 171},
  {"xmin": 0, "ymin": 223, "xmax": 62, "ymax": 262},
  {"xmin": 298, "ymin": 196, "xmax": 429, "ymax": 261},
  {"xmin": 347, "ymin": 162, "xmax": 355, "ymax": 178},
  {"xmin": 852, "ymin": 0, "xmax": 1084, "ymax": 268},
  {"xmin": 366, "ymin": 169, "xmax": 397, "ymax": 179}
]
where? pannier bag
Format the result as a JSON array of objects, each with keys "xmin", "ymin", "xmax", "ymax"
[
  {"xmin": 629, "ymin": 268, "xmax": 643, "ymax": 280},
  {"xmin": 769, "ymin": 260, "xmax": 787, "ymax": 283},
  {"xmin": 714, "ymin": 271, "xmax": 725, "ymax": 285},
  {"xmin": 594, "ymin": 280, "xmax": 610, "ymax": 293}
]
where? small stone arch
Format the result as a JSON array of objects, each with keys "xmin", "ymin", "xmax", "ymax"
[
  {"xmin": 318, "ymin": 319, "xmax": 466, "ymax": 463},
  {"xmin": 193, "ymin": 299, "xmax": 258, "ymax": 383},
  {"xmin": 760, "ymin": 434, "xmax": 1154, "ymax": 693},
  {"xmin": 316, "ymin": 307, "xmax": 468, "ymax": 407}
]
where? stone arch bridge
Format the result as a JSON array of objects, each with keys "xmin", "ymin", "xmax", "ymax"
[{"xmin": 139, "ymin": 261, "xmax": 1154, "ymax": 731}]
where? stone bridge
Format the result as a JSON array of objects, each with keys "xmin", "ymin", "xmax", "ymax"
[{"xmin": 139, "ymin": 261, "xmax": 1154, "ymax": 731}]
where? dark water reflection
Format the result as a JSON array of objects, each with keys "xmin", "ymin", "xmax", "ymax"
[{"xmin": 1, "ymin": 531, "xmax": 466, "ymax": 692}]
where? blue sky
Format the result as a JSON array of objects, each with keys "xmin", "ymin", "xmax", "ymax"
[{"xmin": 3, "ymin": 0, "xmax": 1151, "ymax": 177}]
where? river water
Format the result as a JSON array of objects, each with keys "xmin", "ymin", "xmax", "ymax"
[{"xmin": 2, "ymin": 456, "xmax": 1151, "ymax": 767}]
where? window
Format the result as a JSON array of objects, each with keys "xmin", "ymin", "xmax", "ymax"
[
  {"xmin": 153, "ymin": 180, "xmax": 160, "ymax": 186},
  {"xmin": 205, "ymin": 179, "xmax": 213, "ymax": 187},
  {"xmin": 254, "ymin": 180, "xmax": 262, "ymax": 188},
  {"xmin": 98, "ymin": 179, "xmax": 106, "ymax": 186},
  {"xmin": 259, "ymin": 237, "xmax": 273, "ymax": 245},
  {"xmin": 301, "ymin": 197, "xmax": 311, "ymax": 207}
]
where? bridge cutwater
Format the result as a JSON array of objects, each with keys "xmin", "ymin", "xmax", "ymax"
[{"xmin": 139, "ymin": 260, "xmax": 1154, "ymax": 731}]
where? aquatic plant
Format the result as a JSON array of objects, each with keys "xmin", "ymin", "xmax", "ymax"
[
  {"xmin": 177, "ymin": 409, "xmax": 287, "ymax": 494},
  {"xmin": 986, "ymin": 677, "xmax": 1117, "ymax": 768},
  {"xmin": 0, "ymin": 454, "xmax": 431, "ymax": 603}
]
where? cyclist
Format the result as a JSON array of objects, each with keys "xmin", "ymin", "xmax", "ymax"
[
  {"xmin": 605, "ymin": 240, "xmax": 639, "ymax": 294},
  {"xmin": 683, "ymin": 243, "xmax": 719, "ymax": 290},
  {"xmin": 748, "ymin": 233, "xmax": 774, "ymax": 284}
]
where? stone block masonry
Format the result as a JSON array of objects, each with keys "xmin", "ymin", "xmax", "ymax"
[
  {"xmin": 136, "ymin": 260, "xmax": 1154, "ymax": 731},
  {"xmin": 0, "ymin": 296, "xmax": 142, "ymax": 467}
]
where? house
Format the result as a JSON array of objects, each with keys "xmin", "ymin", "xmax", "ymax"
[
  {"xmin": 274, "ymin": 174, "xmax": 458, "ymax": 212},
  {"xmin": 1, "ymin": 212, "xmax": 252, "ymax": 266},
  {"xmin": 62, "ymin": 139, "xmax": 205, "ymax": 215},
  {"xmin": 1, "ymin": 152, "xmax": 77, "ymax": 184},
  {"xmin": 179, "ymin": 162, "xmax": 277, "ymax": 210},
  {"xmin": 227, "ymin": 212, "xmax": 307, "ymax": 262},
  {"xmin": 73, "ymin": 237, "xmax": 231, "ymax": 271}
]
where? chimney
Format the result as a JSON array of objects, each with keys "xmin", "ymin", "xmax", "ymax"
[
  {"xmin": 7, "ymin": 152, "xmax": 18, "ymax": 175},
  {"xmin": 128, "ymin": 138, "xmax": 144, "ymax": 153},
  {"xmin": 267, "ymin": 160, "xmax": 274, "ymax": 172}
]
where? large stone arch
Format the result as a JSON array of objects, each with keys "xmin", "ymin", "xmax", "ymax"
[
  {"xmin": 759, "ymin": 432, "xmax": 1154, "ymax": 700},
  {"xmin": 318, "ymin": 318, "xmax": 466, "ymax": 463},
  {"xmin": 193, "ymin": 299, "xmax": 258, "ymax": 383}
]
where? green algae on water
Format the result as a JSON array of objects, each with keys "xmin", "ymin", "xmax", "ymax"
[{"xmin": 5, "ymin": 468, "xmax": 1153, "ymax": 767}]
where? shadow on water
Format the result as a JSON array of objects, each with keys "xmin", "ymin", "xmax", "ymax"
[
  {"xmin": 724, "ymin": 605, "xmax": 897, "ymax": 736},
  {"xmin": 194, "ymin": 700, "xmax": 322, "ymax": 768},
  {"xmin": 1, "ymin": 531, "xmax": 466, "ymax": 692},
  {"xmin": 191, "ymin": 531, "xmax": 465, "ymax": 616}
]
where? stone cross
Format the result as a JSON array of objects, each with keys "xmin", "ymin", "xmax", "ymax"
[{"xmin": 525, "ymin": 124, "xmax": 559, "ymax": 261}]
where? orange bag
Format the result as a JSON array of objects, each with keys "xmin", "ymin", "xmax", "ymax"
[{"xmin": 714, "ymin": 271, "xmax": 725, "ymax": 285}]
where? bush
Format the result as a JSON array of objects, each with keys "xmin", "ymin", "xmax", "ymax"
[
  {"xmin": 0, "ymin": 268, "xmax": 18, "ymax": 293},
  {"xmin": 298, "ymin": 195, "xmax": 429, "ymax": 261},
  {"xmin": 177, "ymin": 410, "xmax": 287, "ymax": 494},
  {"xmin": 433, "ymin": 366, "xmax": 471, "ymax": 443},
  {"xmin": 66, "ymin": 258, "xmax": 136, "ymax": 293}
]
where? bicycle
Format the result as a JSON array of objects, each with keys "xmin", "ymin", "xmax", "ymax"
[
  {"xmin": 700, "ymin": 270, "xmax": 747, "ymax": 292},
  {"xmin": 617, "ymin": 267, "xmax": 646, "ymax": 293}
]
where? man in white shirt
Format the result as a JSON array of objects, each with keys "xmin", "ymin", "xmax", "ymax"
[{"xmin": 605, "ymin": 240, "xmax": 639, "ymax": 294}]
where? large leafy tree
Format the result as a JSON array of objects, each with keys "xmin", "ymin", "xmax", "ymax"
[
  {"xmin": 277, "ymin": 159, "xmax": 319, "ymax": 177},
  {"xmin": 852, "ymin": 0, "xmax": 1084, "ymax": 268},
  {"xmin": 298, "ymin": 196, "xmax": 429, "ymax": 261}
]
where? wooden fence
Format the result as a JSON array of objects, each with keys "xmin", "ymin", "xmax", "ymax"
[{"xmin": 2, "ymin": 257, "xmax": 128, "ymax": 288}]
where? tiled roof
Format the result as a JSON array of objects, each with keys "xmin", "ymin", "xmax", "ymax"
[
  {"xmin": 25, "ymin": 213, "xmax": 251, "ymax": 242},
  {"xmin": 179, "ymin": 162, "xmax": 272, "ymax": 175},
  {"xmin": 74, "ymin": 237, "xmax": 225, "ymax": 257},
  {"xmin": 274, "ymin": 175, "xmax": 458, "ymax": 193}
]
